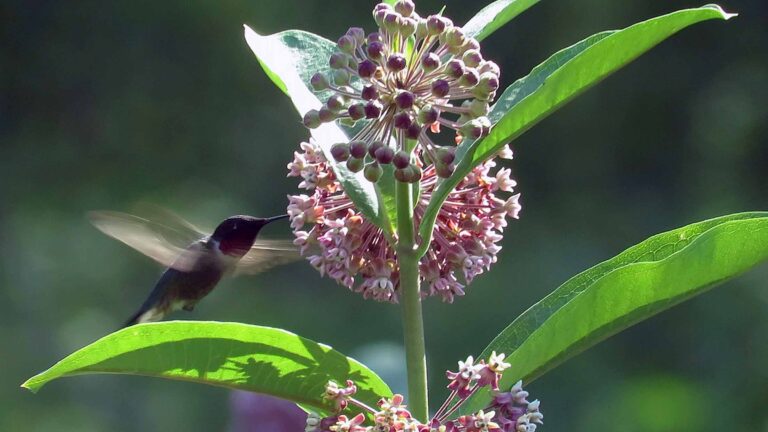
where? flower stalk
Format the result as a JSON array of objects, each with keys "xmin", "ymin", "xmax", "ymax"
[{"xmin": 395, "ymin": 141, "xmax": 428, "ymax": 420}]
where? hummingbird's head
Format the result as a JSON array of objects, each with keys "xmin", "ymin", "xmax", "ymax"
[{"xmin": 211, "ymin": 214, "xmax": 289, "ymax": 257}]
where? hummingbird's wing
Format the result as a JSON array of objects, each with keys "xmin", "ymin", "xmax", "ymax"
[
  {"xmin": 88, "ymin": 211, "xmax": 204, "ymax": 271},
  {"xmin": 235, "ymin": 240, "xmax": 302, "ymax": 275}
]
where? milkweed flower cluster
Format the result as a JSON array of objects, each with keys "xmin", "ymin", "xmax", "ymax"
[
  {"xmin": 287, "ymin": 0, "xmax": 521, "ymax": 302},
  {"xmin": 304, "ymin": 352, "xmax": 543, "ymax": 432},
  {"xmin": 287, "ymin": 140, "xmax": 520, "ymax": 302}
]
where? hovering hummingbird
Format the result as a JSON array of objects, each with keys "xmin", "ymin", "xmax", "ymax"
[{"xmin": 88, "ymin": 209, "xmax": 299, "ymax": 327}]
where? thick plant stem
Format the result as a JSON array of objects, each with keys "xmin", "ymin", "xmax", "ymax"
[{"xmin": 396, "ymin": 176, "xmax": 429, "ymax": 421}]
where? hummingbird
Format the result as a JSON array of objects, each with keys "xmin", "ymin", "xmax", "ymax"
[{"xmin": 88, "ymin": 209, "xmax": 299, "ymax": 327}]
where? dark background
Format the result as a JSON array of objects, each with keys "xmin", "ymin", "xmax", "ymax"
[{"xmin": 2, "ymin": 0, "xmax": 767, "ymax": 431}]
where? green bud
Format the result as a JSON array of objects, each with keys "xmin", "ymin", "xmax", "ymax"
[
  {"xmin": 346, "ymin": 157, "xmax": 365, "ymax": 173},
  {"xmin": 364, "ymin": 162, "xmax": 384, "ymax": 182},
  {"xmin": 333, "ymin": 69, "xmax": 351, "ymax": 86},
  {"xmin": 302, "ymin": 110, "xmax": 321, "ymax": 129}
]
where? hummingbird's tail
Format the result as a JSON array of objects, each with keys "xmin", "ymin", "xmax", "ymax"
[{"xmin": 123, "ymin": 306, "xmax": 165, "ymax": 328}]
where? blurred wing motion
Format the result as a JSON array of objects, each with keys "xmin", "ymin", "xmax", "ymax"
[
  {"xmin": 88, "ymin": 209, "xmax": 300, "ymax": 274},
  {"xmin": 237, "ymin": 239, "xmax": 301, "ymax": 275},
  {"xmin": 88, "ymin": 211, "xmax": 197, "ymax": 270}
]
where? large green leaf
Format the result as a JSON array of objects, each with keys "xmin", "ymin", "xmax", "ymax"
[
  {"xmin": 244, "ymin": 27, "xmax": 396, "ymax": 235},
  {"xmin": 463, "ymin": 0, "xmax": 540, "ymax": 41},
  {"xmin": 416, "ymin": 5, "xmax": 734, "ymax": 257},
  {"xmin": 457, "ymin": 213, "xmax": 768, "ymax": 416},
  {"xmin": 22, "ymin": 322, "xmax": 392, "ymax": 415}
]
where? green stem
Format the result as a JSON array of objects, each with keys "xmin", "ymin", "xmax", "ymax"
[{"xmin": 396, "ymin": 161, "xmax": 429, "ymax": 421}]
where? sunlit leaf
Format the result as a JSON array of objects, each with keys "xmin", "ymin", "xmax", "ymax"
[
  {"xmin": 457, "ymin": 212, "xmax": 768, "ymax": 416},
  {"xmin": 463, "ymin": 0, "xmax": 540, "ymax": 41},
  {"xmin": 22, "ymin": 322, "xmax": 392, "ymax": 416}
]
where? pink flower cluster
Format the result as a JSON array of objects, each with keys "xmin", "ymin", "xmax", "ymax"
[
  {"xmin": 287, "ymin": 140, "xmax": 520, "ymax": 303},
  {"xmin": 305, "ymin": 352, "xmax": 543, "ymax": 432}
]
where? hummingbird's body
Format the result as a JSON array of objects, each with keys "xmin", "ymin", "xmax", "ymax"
[
  {"xmin": 89, "ymin": 211, "xmax": 296, "ymax": 327},
  {"xmin": 124, "ymin": 240, "xmax": 226, "ymax": 326}
]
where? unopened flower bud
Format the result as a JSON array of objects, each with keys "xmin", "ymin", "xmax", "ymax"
[
  {"xmin": 445, "ymin": 59, "xmax": 465, "ymax": 78},
  {"xmin": 367, "ymin": 41, "xmax": 384, "ymax": 59},
  {"xmin": 346, "ymin": 157, "xmax": 365, "ymax": 173},
  {"xmin": 461, "ymin": 117, "xmax": 491, "ymax": 139},
  {"xmin": 318, "ymin": 106, "xmax": 336, "ymax": 123},
  {"xmin": 432, "ymin": 79, "xmax": 450, "ymax": 98},
  {"xmin": 444, "ymin": 27, "xmax": 466, "ymax": 47},
  {"xmin": 394, "ymin": 0, "xmax": 415, "ymax": 16},
  {"xmin": 327, "ymin": 94, "xmax": 346, "ymax": 111},
  {"xmin": 391, "ymin": 150, "xmax": 409, "ymax": 169},
  {"xmin": 394, "ymin": 112, "xmax": 413, "ymax": 129},
  {"xmin": 337, "ymin": 35, "xmax": 355, "ymax": 54},
  {"xmin": 365, "ymin": 101, "xmax": 383, "ymax": 119},
  {"xmin": 460, "ymin": 68, "xmax": 480, "ymax": 86},
  {"xmin": 349, "ymin": 140, "xmax": 368, "ymax": 159},
  {"xmin": 463, "ymin": 49, "xmax": 483, "ymax": 67},
  {"xmin": 348, "ymin": 103, "xmax": 365, "ymax": 120},
  {"xmin": 375, "ymin": 146, "xmax": 395, "ymax": 164},
  {"xmin": 382, "ymin": 12, "xmax": 401, "ymax": 33},
  {"xmin": 405, "ymin": 122, "xmax": 421, "ymax": 139},
  {"xmin": 310, "ymin": 73, "xmax": 330, "ymax": 91},
  {"xmin": 415, "ymin": 19, "xmax": 428, "ymax": 39},
  {"xmin": 333, "ymin": 69, "xmax": 350, "ymax": 85},
  {"xmin": 399, "ymin": 17, "xmax": 417, "ymax": 37},
  {"xmin": 331, "ymin": 143, "xmax": 350, "ymax": 162},
  {"xmin": 395, "ymin": 91, "xmax": 415, "ymax": 109},
  {"xmin": 303, "ymin": 109, "xmax": 321, "ymax": 129},
  {"xmin": 329, "ymin": 52, "xmax": 349, "ymax": 70},
  {"xmin": 426, "ymin": 15, "xmax": 446, "ymax": 35},
  {"xmin": 358, "ymin": 59, "xmax": 377, "ymax": 78},
  {"xmin": 364, "ymin": 161, "xmax": 384, "ymax": 182},
  {"xmin": 361, "ymin": 84, "xmax": 379, "ymax": 101},
  {"xmin": 367, "ymin": 32, "xmax": 383, "ymax": 43},
  {"xmin": 397, "ymin": 164, "xmax": 422, "ymax": 183},
  {"xmin": 468, "ymin": 99, "xmax": 490, "ymax": 118},
  {"xmin": 436, "ymin": 147, "xmax": 456, "ymax": 164},
  {"xmin": 479, "ymin": 61, "xmax": 500, "ymax": 76},
  {"xmin": 387, "ymin": 54, "xmax": 407, "ymax": 72},
  {"xmin": 436, "ymin": 162, "xmax": 456, "ymax": 178},
  {"xmin": 368, "ymin": 140, "xmax": 385, "ymax": 157},
  {"xmin": 421, "ymin": 52, "xmax": 440, "ymax": 72},
  {"xmin": 346, "ymin": 27, "xmax": 365, "ymax": 44},
  {"xmin": 418, "ymin": 105, "xmax": 439, "ymax": 124}
]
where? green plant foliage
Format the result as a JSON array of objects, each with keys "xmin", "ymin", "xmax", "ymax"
[
  {"xmin": 22, "ymin": 322, "xmax": 392, "ymax": 415},
  {"xmin": 417, "ymin": 5, "xmax": 735, "ymax": 257},
  {"xmin": 244, "ymin": 27, "xmax": 397, "ymax": 235},
  {"xmin": 463, "ymin": 0, "xmax": 541, "ymax": 41},
  {"xmin": 457, "ymin": 213, "xmax": 768, "ymax": 416}
]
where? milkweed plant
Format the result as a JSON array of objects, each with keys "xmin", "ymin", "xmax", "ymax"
[{"xmin": 23, "ymin": 1, "xmax": 768, "ymax": 431}]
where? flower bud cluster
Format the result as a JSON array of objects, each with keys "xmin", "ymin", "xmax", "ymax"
[
  {"xmin": 303, "ymin": 0, "xmax": 500, "ymax": 184},
  {"xmin": 305, "ymin": 352, "xmax": 543, "ymax": 432}
]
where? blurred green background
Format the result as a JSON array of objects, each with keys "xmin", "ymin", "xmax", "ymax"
[{"xmin": 2, "ymin": 0, "xmax": 767, "ymax": 430}]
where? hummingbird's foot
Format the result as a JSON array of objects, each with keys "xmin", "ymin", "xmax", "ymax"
[{"xmin": 182, "ymin": 304, "xmax": 195, "ymax": 312}]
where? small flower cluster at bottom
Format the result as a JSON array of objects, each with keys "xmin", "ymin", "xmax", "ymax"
[{"xmin": 306, "ymin": 352, "xmax": 543, "ymax": 432}]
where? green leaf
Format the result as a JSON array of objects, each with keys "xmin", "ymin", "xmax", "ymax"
[
  {"xmin": 22, "ymin": 322, "xmax": 392, "ymax": 415},
  {"xmin": 457, "ymin": 212, "xmax": 768, "ymax": 416},
  {"xmin": 244, "ymin": 27, "xmax": 396, "ymax": 235},
  {"xmin": 463, "ymin": 0, "xmax": 540, "ymax": 41},
  {"xmin": 416, "ymin": 5, "xmax": 734, "ymax": 258}
]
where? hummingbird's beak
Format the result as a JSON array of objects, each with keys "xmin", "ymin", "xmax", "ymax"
[{"xmin": 264, "ymin": 214, "xmax": 290, "ymax": 224}]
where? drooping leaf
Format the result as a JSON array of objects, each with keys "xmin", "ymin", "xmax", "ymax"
[
  {"xmin": 244, "ymin": 27, "xmax": 396, "ymax": 235},
  {"xmin": 417, "ymin": 5, "xmax": 735, "ymax": 256},
  {"xmin": 457, "ymin": 213, "xmax": 768, "ymax": 416},
  {"xmin": 22, "ymin": 322, "xmax": 392, "ymax": 415},
  {"xmin": 463, "ymin": 0, "xmax": 540, "ymax": 41}
]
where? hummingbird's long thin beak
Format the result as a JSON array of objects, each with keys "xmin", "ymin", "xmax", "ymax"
[{"xmin": 264, "ymin": 214, "xmax": 290, "ymax": 224}]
